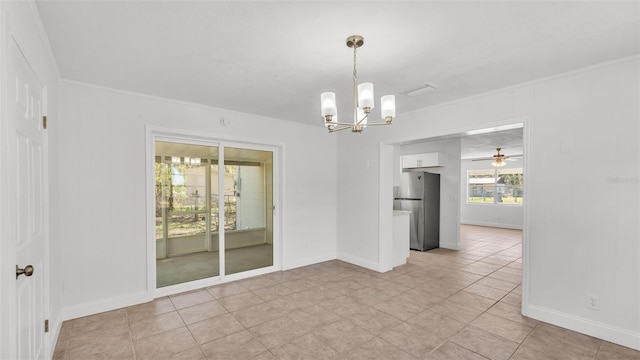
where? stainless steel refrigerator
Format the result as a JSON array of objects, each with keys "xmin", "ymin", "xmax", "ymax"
[{"xmin": 393, "ymin": 171, "xmax": 440, "ymax": 251}]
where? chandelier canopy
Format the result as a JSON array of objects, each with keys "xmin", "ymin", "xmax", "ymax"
[{"xmin": 320, "ymin": 35, "xmax": 396, "ymax": 133}]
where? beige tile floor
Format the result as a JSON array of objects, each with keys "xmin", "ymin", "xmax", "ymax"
[{"xmin": 53, "ymin": 225, "xmax": 640, "ymax": 359}]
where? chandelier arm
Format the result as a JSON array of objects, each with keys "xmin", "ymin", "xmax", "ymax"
[
  {"xmin": 363, "ymin": 122, "xmax": 392, "ymax": 126},
  {"xmin": 356, "ymin": 112, "xmax": 369, "ymax": 126},
  {"xmin": 329, "ymin": 125, "xmax": 353, "ymax": 133},
  {"xmin": 331, "ymin": 120, "xmax": 358, "ymax": 126}
]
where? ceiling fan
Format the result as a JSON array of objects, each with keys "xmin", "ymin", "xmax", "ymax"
[{"xmin": 472, "ymin": 148, "xmax": 522, "ymax": 167}]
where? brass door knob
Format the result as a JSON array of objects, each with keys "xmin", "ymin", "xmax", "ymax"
[{"xmin": 16, "ymin": 265, "xmax": 34, "ymax": 279}]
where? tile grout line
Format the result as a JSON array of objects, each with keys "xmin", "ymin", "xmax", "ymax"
[{"xmin": 61, "ymin": 226, "xmax": 633, "ymax": 360}]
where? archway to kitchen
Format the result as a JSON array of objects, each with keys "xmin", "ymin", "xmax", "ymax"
[
  {"xmin": 147, "ymin": 128, "xmax": 279, "ymax": 296},
  {"xmin": 379, "ymin": 120, "xmax": 529, "ymax": 303}
]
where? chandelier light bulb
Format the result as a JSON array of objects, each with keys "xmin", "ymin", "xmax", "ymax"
[
  {"xmin": 321, "ymin": 92, "xmax": 337, "ymax": 117},
  {"xmin": 357, "ymin": 83, "xmax": 374, "ymax": 110},
  {"xmin": 381, "ymin": 95, "xmax": 396, "ymax": 120}
]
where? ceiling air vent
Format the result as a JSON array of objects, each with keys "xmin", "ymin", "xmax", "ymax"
[{"xmin": 401, "ymin": 84, "xmax": 436, "ymax": 97}]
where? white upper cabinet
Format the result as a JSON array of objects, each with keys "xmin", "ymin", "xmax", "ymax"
[{"xmin": 402, "ymin": 152, "xmax": 442, "ymax": 169}]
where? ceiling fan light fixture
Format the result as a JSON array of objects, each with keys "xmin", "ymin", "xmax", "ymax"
[
  {"xmin": 492, "ymin": 158, "xmax": 506, "ymax": 167},
  {"xmin": 491, "ymin": 147, "xmax": 507, "ymax": 167}
]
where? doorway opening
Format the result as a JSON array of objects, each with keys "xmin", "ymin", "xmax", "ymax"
[
  {"xmin": 380, "ymin": 120, "xmax": 528, "ymax": 301},
  {"xmin": 153, "ymin": 140, "xmax": 275, "ymax": 289}
]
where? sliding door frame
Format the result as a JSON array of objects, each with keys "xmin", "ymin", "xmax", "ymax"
[{"xmin": 145, "ymin": 126, "xmax": 282, "ymax": 298}]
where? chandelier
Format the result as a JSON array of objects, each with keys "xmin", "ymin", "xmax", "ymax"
[{"xmin": 320, "ymin": 35, "xmax": 396, "ymax": 133}]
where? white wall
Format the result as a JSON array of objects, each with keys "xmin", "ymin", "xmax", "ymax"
[
  {"xmin": 0, "ymin": 1, "xmax": 61, "ymax": 358},
  {"xmin": 460, "ymin": 158, "xmax": 524, "ymax": 229},
  {"xmin": 337, "ymin": 57, "xmax": 639, "ymax": 349},
  {"xmin": 55, "ymin": 81, "xmax": 338, "ymax": 318},
  {"xmin": 397, "ymin": 138, "xmax": 462, "ymax": 249}
]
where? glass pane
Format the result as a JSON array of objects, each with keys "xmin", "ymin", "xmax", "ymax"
[
  {"xmin": 468, "ymin": 169, "xmax": 495, "ymax": 203},
  {"xmin": 211, "ymin": 165, "xmax": 239, "ymax": 232},
  {"xmin": 224, "ymin": 147, "xmax": 274, "ymax": 275},
  {"xmin": 155, "ymin": 142, "xmax": 219, "ymax": 287},
  {"xmin": 497, "ymin": 168, "xmax": 524, "ymax": 204}
]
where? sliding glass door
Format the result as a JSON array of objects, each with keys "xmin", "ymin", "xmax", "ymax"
[
  {"xmin": 155, "ymin": 141, "xmax": 274, "ymax": 287},
  {"xmin": 223, "ymin": 147, "xmax": 273, "ymax": 275}
]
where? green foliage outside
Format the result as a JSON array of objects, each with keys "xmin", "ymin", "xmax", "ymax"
[
  {"xmin": 468, "ymin": 170, "xmax": 524, "ymax": 204},
  {"xmin": 469, "ymin": 195, "xmax": 522, "ymax": 204},
  {"xmin": 155, "ymin": 162, "xmax": 239, "ymax": 239}
]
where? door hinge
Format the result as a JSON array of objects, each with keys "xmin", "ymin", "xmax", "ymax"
[
  {"xmin": 42, "ymin": 116, "xmax": 47, "ymax": 130},
  {"xmin": 44, "ymin": 319, "xmax": 49, "ymax": 333}
]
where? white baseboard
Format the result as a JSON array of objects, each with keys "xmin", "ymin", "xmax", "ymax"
[
  {"xmin": 61, "ymin": 291, "xmax": 151, "ymax": 321},
  {"xmin": 460, "ymin": 220, "xmax": 523, "ymax": 230},
  {"xmin": 47, "ymin": 314, "xmax": 63, "ymax": 358},
  {"xmin": 337, "ymin": 252, "xmax": 381, "ymax": 272},
  {"xmin": 440, "ymin": 241, "xmax": 459, "ymax": 250},
  {"xmin": 524, "ymin": 304, "xmax": 640, "ymax": 351},
  {"xmin": 282, "ymin": 253, "xmax": 336, "ymax": 271},
  {"xmin": 62, "ymin": 254, "xmax": 337, "ymax": 322}
]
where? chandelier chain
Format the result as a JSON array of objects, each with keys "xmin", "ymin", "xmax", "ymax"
[{"xmin": 353, "ymin": 42, "xmax": 358, "ymax": 120}]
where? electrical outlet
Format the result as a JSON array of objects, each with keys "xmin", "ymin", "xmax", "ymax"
[{"xmin": 587, "ymin": 294, "xmax": 600, "ymax": 311}]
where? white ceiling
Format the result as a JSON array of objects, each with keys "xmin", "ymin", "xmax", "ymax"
[
  {"xmin": 460, "ymin": 128, "xmax": 523, "ymax": 160},
  {"xmin": 36, "ymin": 1, "xmax": 639, "ymax": 128}
]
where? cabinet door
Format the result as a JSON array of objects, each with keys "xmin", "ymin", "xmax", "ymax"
[
  {"xmin": 418, "ymin": 152, "xmax": 440, "ymax": 167},
  {"xmin": 402, "ymin": 154, "xmax": 420, "ymax": 168},
  {"xmin": 402, "ymin": 152, "xmax": 441, "ymax": 168}
]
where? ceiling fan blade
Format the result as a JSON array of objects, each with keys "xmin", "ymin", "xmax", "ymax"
[{"xmin": 471, "ymin": 158, "xmax": 493, "ymax": 161}]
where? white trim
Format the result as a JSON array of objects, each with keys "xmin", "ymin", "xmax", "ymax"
[
  {"xmin": 397, "ymin": 55, "xmax": 640, "ymax": 118},
  {"xmin": 60, "ymin": 79, "xmax": 318, "ymax": 131},
  {"xmin": 282, "ymin": 253, "xmax": 336, "ymax": 271},
  {"xmin": 439, "ymin": 240, "xmax": 459, "ymax": 250},
  {"xmin": 460, "ymin": 220, "xmax": 522, "ymax": 230},
  {"xmin": 144, "ymin": 126, "xmax": 157, "ymax": 298},
  {"xmin": 25, "ymin": 0, "xmax": 60, "ymax": 78},
  {"xmin": 378, "ymin": 143, "xmax": 394, "ymax": 273},
  {"xmin": 218, "ymin": 144, "xmax": 226, "ymax": 277},
  {"xmin": 155, "ymin": 264, "xmax": 278, "ymax": 298},
  {"xmin": 337, "ymin": 252, "xmax": 381, "ymax": 273},
  {"xmin": 48, "ymin": 317, "xmax": 62, "ymax": 359},
  {"xmin": 520, "ymin": 118, "xmax": 532, "ymax": 330},
  {"xmin": 156, "ymin": 276, "xmax": 221, "ymax": 298},
  {"xmin": 384, "ymin": 119, "xmax": 527, "ymax": 148},
  {"xmin": 377, "ymin": 118, "xmax": 528, "ymax": 276},
  {"xmin": 60, "ymin": 291, "xmax": 151, "ymax": 322},
  {"xmin": 41, "ymin": 84, "xmax": 52, "ymax": 360},
  {"xmin": 524, "ymin": 304, "xmax": 640, "ymax": 351},
  {"xmin": 0, "ymin": 7, "xmax": 14, "ymax": 359}
]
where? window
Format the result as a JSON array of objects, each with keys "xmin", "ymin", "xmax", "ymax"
[{"xmin": 467, "ymin": 168, "xmax": 523, "ymax": 205}]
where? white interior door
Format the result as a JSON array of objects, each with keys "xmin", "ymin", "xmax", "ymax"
[{"xmin": 11, "ymin": 38, "xmax": 47, "ymax": 360}]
